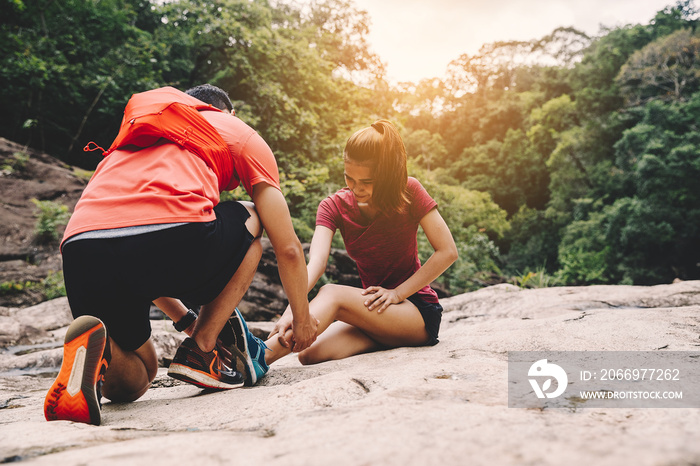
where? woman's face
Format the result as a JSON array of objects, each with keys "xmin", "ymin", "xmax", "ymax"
[{"xmin": 344, "ymin": 160, "xmax": 374, "ymax": 205}]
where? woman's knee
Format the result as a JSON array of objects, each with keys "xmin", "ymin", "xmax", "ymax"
[
  {"xmin": 315, "ymin": 283, "xmax": 346, "ymax": 304},
  {"xmin": 297, "ymin": 347, "xmax": 323, "ymax": 366},
  {"xmin": 316, "ymin": 284, "xmax": 369, "ymax": 322}
]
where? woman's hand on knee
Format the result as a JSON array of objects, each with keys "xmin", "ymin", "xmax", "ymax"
[{"xmin": 361, "ymin": 286, "xmax": 402, "ymax": 314}]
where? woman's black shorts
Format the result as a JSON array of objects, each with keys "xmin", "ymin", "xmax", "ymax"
[
  {"xmin": 61, "ymin": 201, "xmax": 254, "ymax": 351},
  {"xmin": 407, "ymin": 294, "xmax": 442, "ymax": 346}
]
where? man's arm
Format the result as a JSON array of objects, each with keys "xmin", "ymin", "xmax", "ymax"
[
  {"xmin": 250, "ymin": 183, "xmax": 317, "ymax": 352},
  {"xmin": 268, "ymin": 225, "xmax": 334, "ymax": 346}
]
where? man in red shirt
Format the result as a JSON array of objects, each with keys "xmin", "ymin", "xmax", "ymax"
[{"xmin": 44, "ymin": 84, "xmax": 317, "ymax": 425}]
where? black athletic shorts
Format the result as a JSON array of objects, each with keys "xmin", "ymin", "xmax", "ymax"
[
  {"xmin": 407, "ymin": 294, "xmax": 442, "ymax": 346},
  {"xmin": 62, "ymin": 201, "xmax": 254, "ymax": 351}
]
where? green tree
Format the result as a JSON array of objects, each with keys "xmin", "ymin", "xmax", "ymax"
[
  {"xmin": 0, "ymin": 0, "xmax": 171, "ymax": 166},
  {"xmin": 556, "ymin": 91, "xmax": 700, "ymax": 285},
  {"xmin": 501, "ymin": 206, "xmax": 562, "ymax": 275},
  {"xmin": 415, "ymin": 166, "xmax": 510, "ymax": 292},
  {"xmin": 403, "ymin": 129, "xmax": 447, "ymax": 172},
  {"xmin": 617, "ymin": 28, "xmax": 700, "ymax": 105},
  {"xmin": 571, "ymin": 0, "xmax": 697, "ymax": 117},
  {"xmin": 610, "ymin": 94, "xmax": 700, "ymax": 281}
]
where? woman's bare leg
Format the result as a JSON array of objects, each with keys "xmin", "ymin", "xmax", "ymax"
[
  {"xmin": 264, "ymin": 284, "xmax": 430, "ymax": 365},
  {"xmin": 297, "ymin": 321, "xmax": 381, "ymax": 364}
]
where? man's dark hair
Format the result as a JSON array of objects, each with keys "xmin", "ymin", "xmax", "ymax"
[{"xmin": 185, "ymin": 84, "xmax": 233, "ymax": 112}]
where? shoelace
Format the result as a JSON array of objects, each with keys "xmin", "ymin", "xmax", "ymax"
[
  {"xmin": 249, "ymin": 335, "xmax": 270, "ymax": 367},
  {"xmin": 257, "ymin": 336, "xmax": 269, "ymax": 351}
]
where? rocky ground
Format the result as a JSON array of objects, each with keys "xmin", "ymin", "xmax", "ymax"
[{"xmin": 1, "ymin": 281, "xmax": 699, "ymax": 465}]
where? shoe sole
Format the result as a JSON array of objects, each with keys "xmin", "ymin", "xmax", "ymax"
[
  {"xmin": 167, "ymin": 363, "xmax": 244, "ymax": 390},
  {"xmin": 231, "ymin": 309, "xmax": 258, "ymax": 385},
  {"xmin": 44, "ymin": 315, "xmax": 107, "ymax": 425}
]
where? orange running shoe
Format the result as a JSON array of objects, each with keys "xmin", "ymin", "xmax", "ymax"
[{"xmin": 44, "ymin": 315, "xmax": 110, "ymax": 425}]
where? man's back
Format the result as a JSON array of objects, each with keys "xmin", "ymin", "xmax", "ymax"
[{"xmin": 62, "ymin": 87, "xmax": 278, "ymax": 244}]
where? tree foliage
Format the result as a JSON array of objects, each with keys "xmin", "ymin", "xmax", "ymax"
[
  {"xmin": 617, "ymin": 28, "xmax": 700, "ymax": 105},
  {"xmin": 2, "ymin": 0, "xmax": 699, "ymax": 292}
]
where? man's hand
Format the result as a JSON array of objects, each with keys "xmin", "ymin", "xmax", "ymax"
[
  {"xmin": 269, "ymin": 307, "xmax": 294, "ymax": 348},
  {"xmin": 291, "ymin": 313, "xmax": 318, "ymax": 353},
  {"xmin": 361, "ymin": 286, "xmax": 403, "ymax": 314},
  {"xmin": 269, "ymin": 307, "xmax": 319, "ymax": 352}
]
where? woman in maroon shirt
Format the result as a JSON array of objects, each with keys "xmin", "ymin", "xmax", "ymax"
[{"xmin": 265, "ymin": 119, "xmax": 458, "ymax": 365}]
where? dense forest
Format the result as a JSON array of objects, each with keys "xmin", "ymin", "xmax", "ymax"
[{"xmin": 2, "ymin": 0, "xmax": 699, "ymax": 293}]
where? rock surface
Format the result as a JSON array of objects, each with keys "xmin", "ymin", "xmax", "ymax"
[{"xmin": 1, "ymin": 280, "xmax": 699, "ymax": 465}]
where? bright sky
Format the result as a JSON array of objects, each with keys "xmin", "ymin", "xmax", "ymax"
[{"xmin": 345, "ymin": 0, "xmax": 677, "ymax": 83}]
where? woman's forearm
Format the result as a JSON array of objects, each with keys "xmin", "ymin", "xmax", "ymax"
[
  {"xmin": 305, "ymin": 256, "xmax": 328, "ymax": 293},
  {"xmin": 393, "ymin": 208, "xmax": 458, "ymax": 301},
  {"xmin": 394, "ymin": 248, "xmax": 458, "ymax": 301},
  {"xmin": 304, "ymin": 225, "xmax": 334, "ymax": 293}
]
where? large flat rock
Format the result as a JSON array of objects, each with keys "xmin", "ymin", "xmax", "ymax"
[{"xmin": 1, "ymin": 281, "xmax": 699, "ymax": 465}]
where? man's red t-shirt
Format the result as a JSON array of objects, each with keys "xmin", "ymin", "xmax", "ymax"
[
  {"xmin": 316, "ymin": 177, "xmax": 439, "ymax": 303},
  {"xmin": 62, "ymin": 93, "xmax": 280, "ymax": 244}
]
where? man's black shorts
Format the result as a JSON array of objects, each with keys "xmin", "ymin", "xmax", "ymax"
[{"xmin": 62, "ymin": 201, "xmax": 254, "ymax": 351}]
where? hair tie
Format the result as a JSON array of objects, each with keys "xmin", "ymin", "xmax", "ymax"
[{"xmin": 371, "ymin": 122, "xmax": 384, "ymax": 134}]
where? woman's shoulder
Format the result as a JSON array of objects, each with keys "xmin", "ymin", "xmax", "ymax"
[
  {"xmin": 320, "ymin": 187, "xmax": 354, "ymax": 210},
  {"xmin": 406, "ymin": 176, "xmax": 430, "ymax": 197},
  {"xmin": 405, "ymin": 177, "xmax": 437, "ymax": 218},
  {"xmin": 327, "ymin": 186, "xmax": 353, "ymax": 201}
]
